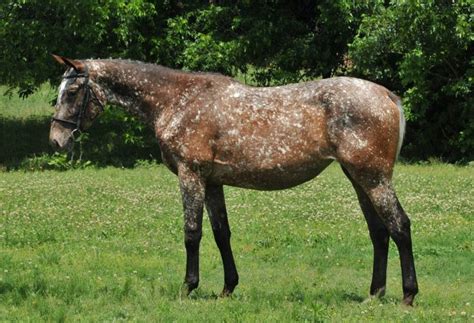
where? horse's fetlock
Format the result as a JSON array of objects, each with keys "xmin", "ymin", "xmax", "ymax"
[
  {"xmin": 226, "ymin": 274, "xmax": 239, "ymax": 289},
  {"xmin": 403, "ymin": 284, "xmax": 418, "ymax": 296},
  {"xmin": 222, "ymin": 277, "xmax": 238, "ymax": 296}
]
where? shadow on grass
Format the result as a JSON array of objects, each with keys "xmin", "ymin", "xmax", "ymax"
[
  {"xmin": 188, "ymin": 289, "xmax": 220, "ymax": 301},
  {"xmin": 214, "ymin": 285, "xmax": 372, "ymax": 305},
  {"xmin": 341, "ymin": 292, "xmax": 366, "ymax": 303},
  {"xmin": 0, "ymin": 116, "xmax": 52, "ymax": 169},
  {"xmin": 0, "ymin": 116, "xmax": 161, "ymax": 170}
]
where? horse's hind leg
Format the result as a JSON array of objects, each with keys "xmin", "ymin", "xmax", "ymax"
[
  {"xmin": 205, "ymin": 184, "xmax": 239, "ymax": 297},
  {"xmin": 341, "ymin": 166, "xmax": 389, "ymax": 298},
  {"xmin": 341, "ymin": 165, "xmax": 418, "ymax": 305}
]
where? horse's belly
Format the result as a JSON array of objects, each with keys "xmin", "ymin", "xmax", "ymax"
[{"xmin": 209, "ymin": 159, "xmax": 332, "ymax": 190}]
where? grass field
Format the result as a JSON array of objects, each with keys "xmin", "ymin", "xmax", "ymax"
[
  {"xmin": 1, "ymin": 162, "xmax": 472, "ymax": 321},
  {"xmin": 0, "ymin": 85, "xmax": 56, "ymax": 119}
]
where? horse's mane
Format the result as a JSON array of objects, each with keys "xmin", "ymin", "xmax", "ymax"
[{"xmin": 86, "ymin": 58, "xmax": 228, "ymax": 79}]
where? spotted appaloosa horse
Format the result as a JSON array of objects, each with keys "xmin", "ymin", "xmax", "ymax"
[{"xmin": 49, "ymin": 55, "xmax": 418, "ymax": 305}]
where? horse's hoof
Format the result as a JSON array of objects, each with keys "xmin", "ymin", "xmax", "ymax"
[
  {"xmin": 372, "ymin": 286, "xmax": 386, "ymax": 298},
  {"xmin": 219, "ymin": 288, "xmax": 233, "ymax": 298},
  {"xmin": 362, "ymin": 295, "xmax": 376, "ymax": 304},
  {"xmin": 402, "ymin": 294, "xmax": 415, "ymax": 306},
  {"xmin": 179, "ymin": 282, "xmax": 197, "ymax": 299}
]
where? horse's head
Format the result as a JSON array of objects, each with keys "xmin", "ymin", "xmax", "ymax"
[{"xmin": 50, "ymin": 55, "xmax": 105, "ymax": 151}]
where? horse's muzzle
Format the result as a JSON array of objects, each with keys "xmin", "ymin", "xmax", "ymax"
[
  {"xmin": 50, "ymin": 138, "xmax": 61, "ymax": 150},
  {"xmin": 49, "ymin": 137, "xmax": 73, "ymax": 152},
  {"xmin": 49, "ymin": 125, "xmax": 74, "ymax": 152}
]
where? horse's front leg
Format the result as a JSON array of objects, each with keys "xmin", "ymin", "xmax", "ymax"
[
  {"xmin": 205, "ymin": 185, "xmax": 239, "ymax": 297},
  {"xmin": 178, "ymin": 164, "xmax": 205, "ymax": 296}
]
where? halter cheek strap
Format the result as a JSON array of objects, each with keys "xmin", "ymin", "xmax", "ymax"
[{"xmin": 51, "ymin": 66, "xmax": 104, "ymax": 134}]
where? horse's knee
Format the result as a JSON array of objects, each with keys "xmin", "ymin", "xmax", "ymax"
[
  {"xmin": 184, "ymin": 228, "xmax": 202, "ymax": 250},
  {"xmin": 389, "ymin": 217, "xmax": 413, "ymax": 247}
]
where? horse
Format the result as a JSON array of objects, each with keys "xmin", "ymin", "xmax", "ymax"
[{"xmin": 49, "ymin": 55, "xmax": 418, "ymax": 305}]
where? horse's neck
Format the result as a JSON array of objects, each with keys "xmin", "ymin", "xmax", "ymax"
[{"xmin": 92, "ymin": 62, "xmax": 191, "ymax": 122}]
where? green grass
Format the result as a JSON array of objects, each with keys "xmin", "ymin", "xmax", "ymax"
[
  {"xmin": 1, "ymin": 163, "xmax": 472, "ymax": 321},
  {"xmin": 0, "ymin": 84, "xmax": 56, "ymax": 118}
]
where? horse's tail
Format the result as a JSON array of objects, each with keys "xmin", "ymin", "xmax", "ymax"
[{"xmin": 388, "ymin": 92, "xmax": 405, "ymax": 160}]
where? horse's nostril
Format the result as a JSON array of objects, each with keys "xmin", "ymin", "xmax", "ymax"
[{"xmin": 50, "ymin": 139, "xmax": 60, "ymax": 150}]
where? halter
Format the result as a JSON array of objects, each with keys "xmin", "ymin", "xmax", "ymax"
[{"xmin": 51, "ymin": 66, "xmax": 104, "ymax": 138}]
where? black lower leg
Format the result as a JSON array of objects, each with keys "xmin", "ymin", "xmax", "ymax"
[
  {"xmin": 390, "ymin": 204, "xmax": 418, "ymax": 305},
  {"xmin": 368, "ymin": 183, "xmax": 418, "ymax": 305},
  {"xmin": 205, "ymin": 185, "xmax": 239, "ymax": 296},
  {"xmin": 184, "ymin": 229, "xmax": 202, "ymax": 292},
  {"xmin": 368, "ymin": 226, "xmax": 389, "ymax": 296},
  {"xmin": 341, "ymin": 166, "xmax": 389, "ymax": 297},
  {"xmin": 212, "ymin": 220, "xmax": 239, "ymax": 296}
]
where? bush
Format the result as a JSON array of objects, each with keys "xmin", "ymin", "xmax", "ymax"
[
  {"xmin": 349, "ymin": 1, "xmax": 473, "ymax": 162},
  {"xmin": 83, "ymin": 106, "xmax": 161, "ymax": 167}
]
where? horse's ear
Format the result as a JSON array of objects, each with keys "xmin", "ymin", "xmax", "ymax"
[
  {"xmin": 52, "ymin": 54, "xmax": 66, "ymax": 65},
  {"xmin": 51, "ymin": 54, "xmax": 85, "ymax": 73}
]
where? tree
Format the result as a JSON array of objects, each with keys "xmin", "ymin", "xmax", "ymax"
[
  {"xmin": 158, "ymin": 1, "xmax": 376, "ymax": 85},
  {"xmin": 1, "ymin": 0, "xmax": 472, "ymax": 160},
  {"xmin": 0, "ymin": 0, "xmax": 159, "ymax": 96},
  {"xmin": 0, "ymin": 0, "xmax": 370, "ymax": 90},
  {"xmin": 349, "ymin": 1, "xmax": 473, "ymax": 161}
]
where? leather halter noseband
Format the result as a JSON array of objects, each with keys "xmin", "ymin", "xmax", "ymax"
[{"xmin": 51, "ymin": 66, "xmax": 104, "ymax": 136}]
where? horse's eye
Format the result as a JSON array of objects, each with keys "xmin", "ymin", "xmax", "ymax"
[{"xmin": 66, "ymin": 87, "xmax": 79, "ymax": 96}]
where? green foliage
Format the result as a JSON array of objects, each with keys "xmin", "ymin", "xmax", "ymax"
[
  {"xmin": 18, "ymin": 152, "xmax": 90, "ymax": 171},
  {"xmin": 0, "ymin": 164, "xmax": 473, "ymax": 320},
  {"xmin": 83, "ymin": 106, "xmax": 161, "ymax": 166},
  {"xmin": 349, "ymin": 1, "xmax": 473, "ymax": 161},
  {"xmin": 0, "ymin": 0, "xmax": 371, "ymax": 87},
  {"xmin": 158, "ymin": 1, "xmax": 373, "ymax": 84},
  {"xmin": 156, "ymin": 5, "xmax": 240, "ymax": 76},
  {"xmin": 1, "ymin": 1, "xmax": 473, "ymax": 160},
  {"xmin": 0, "ymin": 0, "xmax": 156, "ymax": 93}
]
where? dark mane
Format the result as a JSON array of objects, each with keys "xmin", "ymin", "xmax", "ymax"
[{"xmin": 86, "ymin": 58, "xmax": 232, "ymax": 81}]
